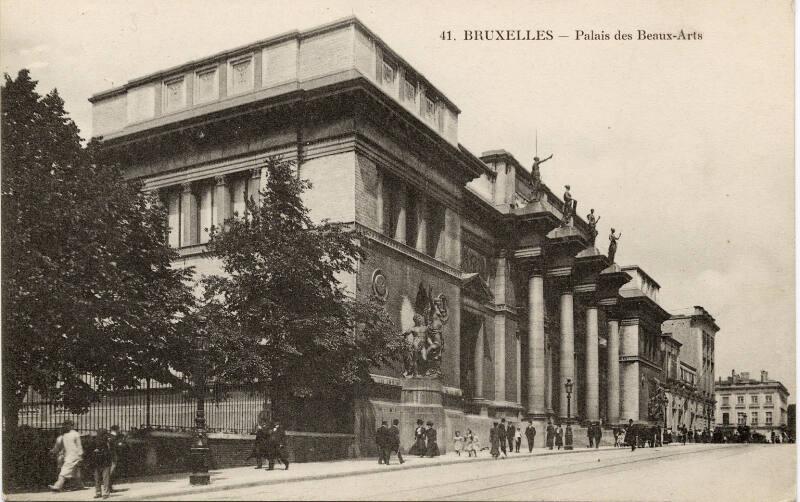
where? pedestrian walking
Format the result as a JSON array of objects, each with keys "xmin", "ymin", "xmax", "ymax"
[
  {"xmin": 587, "ymin": 423, "xmax": 595, "ymax": 448},
  {"xmin": 490, "ymin": 423, "xmax": 500, "ymax": 459},
  {"xmin": 266, "ymin": 421, "xmax": 289, "ymax": 470},
  {"xmin": 50, "ymin": 428, "xmax": 66, "ymax": 476},
  {"xmin": 250, "ymin": 423, "xmax": 269, "ymax": 469},
  {"xmin": 555, "ymin": 424, "xmax": 563, "ymax": 450},
  {"xmin": 514, "ymin": 427, "xmax": 522, "ymax": 453},
  {"xmin": 594, "ymin": 422, "xmax": 602, "ymax": 448},
  {"xmin": 425, "ymin": 421, "xmax": 440, "ymax": 457},
  {"xmin": 498, "ymin": 418, "xmax": 508, "ymax": 457},
  {"xmin": 506, "ymin": 421, "xmax": 516, "ymax": 453},
  {"xmin": 627, "ymin": 419, "xmax": 637, "ymax": 451},
  {"xmin": 389, "ymin": 419, "xmax": 405, "ymax": 464},
  {"xmin": 453, "ymin": 431, "xmax": 464, "ymax": 456},
  {"xmin": 85, "ymin": 428, "xmax": 113, "ymax": 499},
  {"xmin": 49, "ymin": 420, "xmax": 84, "ymax": 492},
  {"xmin": 546, "ymin": 420, "xmax": 555, "ymax": 450},
  {"xmin": 465, "ymin": 430, "xmax": 476, "ymax": 457},
  {"xmin": 410, "ymin": 419, "xmax": 427, "ymax": 457},
  {"xmin": 525, "ymin": 421, "xmax": 536, "ymax": 452},
  {"xmin": 375, "ymin": 421, "xmax": 391, "ymax": 465},
  {"xmin": 108, "ymin": 425, "xmax": 125, "ymax": 492}
]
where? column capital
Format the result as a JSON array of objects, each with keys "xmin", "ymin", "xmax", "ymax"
[
  {"xmin": 181, "ymin": 181, "xmax": 194, "ymax": 193},
  {"xmin": 250, "ymin": 167, "xmax": 261, "ymax": 179},
  {"xmin": 215, "ymin": 174, "xmax": 227, "ymax": 186}
]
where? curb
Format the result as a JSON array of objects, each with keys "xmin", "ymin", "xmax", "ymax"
[{"xmin": 133, "ymin": 445, "xmax": 631, "ymax": 500}]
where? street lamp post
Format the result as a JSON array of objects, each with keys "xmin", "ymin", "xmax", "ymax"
[
  {"xmin": 564, "ymin": 378, "xmax": 574, "ymax": 450},
  {"xmin": 189, "ymin": 329, "xmax": 211, "ymax": 485}
]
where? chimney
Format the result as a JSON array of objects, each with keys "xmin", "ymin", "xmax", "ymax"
[
  {"xmin": 741, "ymin": 372, "xmax": 750, "ymax": 381},
  {"xmin": 761, "ymin": 370, "xmax": 768, "ymax": 382}
]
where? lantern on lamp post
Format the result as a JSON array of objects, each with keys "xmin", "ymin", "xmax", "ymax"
[
  {"xmin": 564, "ymin": 378, "xmax": 574, "ymax": 450},
  {"xmin": 189, "ymin": 317, "xmax": 211, "ymax": 485}
]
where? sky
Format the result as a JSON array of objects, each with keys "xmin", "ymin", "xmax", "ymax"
[{"xmin": 1, "ymin": 0, "xmax": 795, "ymax": 399}]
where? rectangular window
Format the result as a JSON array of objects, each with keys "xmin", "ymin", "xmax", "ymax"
[
  {"xmin": 765, "ymin": 412, "xmax": 773, "ymax": 425},
  {"xmin": 228, "ymin": 56, "xmax": 254, "ymax": 95},
  {"xmin": 424, "ymin": 95, "xmax": 436, "ymax": 119},
  {"xmin": 737, "ymin": 395, "xmax": 745, "ymax": 405},
  {"xmin": 737, "ymin": 412, "xmax": 747, "ymax": 425},
  {"xmin": 722, "ymin": 412, "xmax": 729, "ymax": 425},
  {"xmin": 403, "ymin": 78, "xmax": 417, "ymax": 103},
  {"xmin": 751, "ymin": 395, "xmax": 758, "ymax": 404},
  {"xmin": 163, "ymin": 77, "xmax": 186, "ymax": 112},
  {"xmin": 765, "ymin": 395, "xmax": 773, "ymax": 404},
  {"xmin": 722, "ymin": 396, "xmax": 729, "ymax": 406},
  {"xmin": 195, "ymin": 67, "xmax": 219, "ymax": 103},
  {"xmin": 751, "ymin": 412, "xmax": 758, "ymax": 425},
  {"xmin": 382, "ymin": 59, "xmax": 396, "ymax": 85}
]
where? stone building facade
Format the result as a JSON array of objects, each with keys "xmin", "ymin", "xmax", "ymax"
[
  {"xmin": 661, "ymin": 306, "xmax": 719, "ymax": 432},
  {"xmin": 715, "ymin": 370, "xmax": 790, "ymax": 439},
  {"xmin": 89, "ymin": 17, "xmax": 714, "ymax": 453}
]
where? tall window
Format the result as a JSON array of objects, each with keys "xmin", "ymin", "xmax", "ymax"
[
  {"xmin": 765, "ymin": 412, "xmax": 773, "ymax": 425},
  {"xmin": 751, "ymin": 395, "xmax": 759, "ymax": 404},
  {"xmin": 737, "ymin": 413, "xmax": 747, "ymax": 425},
  {"xmin": 765, "ymin": 395, "xmax": 773, "ymax": 404},
  {"xmin": 751, "ymin": 412, "xmax": 758, "ymax": 425},
  {"xmin": 737, "ymin": 395, "xmax": 745, "ymax": 405},
  {"xmin": 722, "ymin": 396, "xmax": 729, "ymax": 406},
  {"xmin": 382, "ymin": 59, "xmax": 396, "ymax": 86},
  {"xmin": 722, "ymin": 413, "xmax": 729, "ymax": 425}
]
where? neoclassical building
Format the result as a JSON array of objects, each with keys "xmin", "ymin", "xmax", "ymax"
[{"xmin": 89, "ymin": 17, "xmax": 715, "ymax": 452}]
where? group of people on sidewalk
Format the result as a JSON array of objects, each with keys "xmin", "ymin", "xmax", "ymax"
[
  {"xmin": 489, "ymin": 419, "xmax": 537, "ymax": 459},
  {"xmin": 48, "ymin": 420, "xmax": 126, "ymax": 499},
  {"xmin": 250, "ymin": 421, "xmax": 290, "ymax": 471}
]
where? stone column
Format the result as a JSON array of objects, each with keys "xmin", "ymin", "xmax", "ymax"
[
  {"xmin": 494, "ymin": 317, "xmax": 506, "ymax": 403},
  {"xmin": 180, "ymin": 182, "xmax": 198, "ymax": 246},
  {"xmin": 515, "ymin": 332, "xmax": 522, "ymax": 406},
  {"xmin": 375, "ymin": 171, "xmax": 384, "ymax": 233},
  {"xmin": 213, "ymin": 175, "xmax": 231, "ymax": 231},
  {"xmin": 394, "ymin": 183, "xmax": 407, "ymax": 243},
  {"xmin": 607, "ymin": 319, "xmax": 620, "ymax": 423},
  {"xmin": 559, "ymin": 292, "xmax": 575, "ymax": 419},
  {"xmin": 545, "ymin": 347, "xmax": 554, "ymax": 413},
  {"xmin": 415, "ymin": 195, "xmax": 427, "ymax": 253},
  {"xmin": 474, "ymin": 321, "xmax": 484, "ymax": 399},
  {"xmin": 527, "ymin": 273, "xmax": 546, "ymax": 416},
  {"xmin": 620, "ymin": 320, "xmax": 640, "ymax": 422},
  {"xmin": 248, "ymin": 168, "xmax": 261, "ymax": 205},
  {"xmin": 585, "ymin": 305, "xmax": 600, "ymax": 421}
]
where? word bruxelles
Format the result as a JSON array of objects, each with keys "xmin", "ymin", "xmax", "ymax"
[{"xmin": 576, "ymin": 29, "xmax": 703, "ymax": 41}]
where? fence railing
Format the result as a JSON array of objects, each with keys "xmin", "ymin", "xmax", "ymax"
[{"xmin": 18, "ymin": 379, "xmax": 268, "ymax": 434}]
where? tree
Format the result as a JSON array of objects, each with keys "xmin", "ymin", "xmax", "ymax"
[
  {"xmin": 1, "ymin": 70, "xmax": 195, "ymax": 430},
  {"xmin": 201, "ymin": 156, "xmax": 401, "ymax": 422}
]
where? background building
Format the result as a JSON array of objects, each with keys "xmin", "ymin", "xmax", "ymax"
[{"xmin": 715, "ymin": 370, "xmax": 790, "ymax": 440}]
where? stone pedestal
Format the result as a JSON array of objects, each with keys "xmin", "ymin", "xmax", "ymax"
[{"xmin": 399, "ymin": 377, "xmax": 447, "ymax": 454}]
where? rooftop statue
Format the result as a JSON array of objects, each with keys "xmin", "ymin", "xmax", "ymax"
[
  {"xmin": 530, "ymin": 154, "xmax": 552, "ymax": 201},
  {"xmin": 587, "ymin": 209, "xmax": 600, "ymax": 246},
  {"xmin": 561, "ymin": 185, "xmax": 577, "ymax": 226},
  {"xmin": 608, "ymin": 227, "xmax": 622, "ymax": 263}
]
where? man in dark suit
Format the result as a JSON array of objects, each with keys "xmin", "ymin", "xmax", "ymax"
[
  {"xmin": 525, "ymin": 421, "xmax": 536, "ymax": 452},
  {"xmin": 375, "ymin": 421, "xmax": 391, "ymax": 465},
  {"xmin": 267, "ymin": 421, "xmax": 289, "ymax": 470},
  {"xmin": 499, "ymin": 418, "xmax": 508, "ymax": 457},
  {"xmin": 506, "ymin": 422, "xmax": 517, "ymax": 453},
  {"xmin": 626, "ymin": 419, "xmax": 637, "ymax": 452},
  {"xmin": 389, "ymin": 419, "xmax": 405, "ymax": 464},
  {"xmin": 546, "ymin": 419, "xmax": 555, "ymax": 450}
]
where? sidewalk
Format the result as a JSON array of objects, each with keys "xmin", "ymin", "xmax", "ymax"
[{"xmin": 7, "ymin": 443, "xmax": 687, "ymax": 501}]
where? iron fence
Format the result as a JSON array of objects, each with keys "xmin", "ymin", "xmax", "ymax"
[{"xmin": 18, "ymin": 378, "xmax": 268, "ymax": 434}]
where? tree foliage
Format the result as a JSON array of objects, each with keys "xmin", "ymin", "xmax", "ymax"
[
  {"xmin": 201, "ymin": 156, "xmax": 401, "ymax": 409},
  {"xmin": 1, "ymin": 70, "xmax": 195, "ymax": 428}
]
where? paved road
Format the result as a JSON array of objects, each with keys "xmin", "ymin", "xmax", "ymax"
[{"xmin": 160, "ymin": 444, "xmax": 795, "ymax": 501}]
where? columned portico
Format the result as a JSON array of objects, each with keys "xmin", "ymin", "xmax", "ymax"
[{"xmin": 584, "ymin": 303, "xmax": 600, "ymax": 421}]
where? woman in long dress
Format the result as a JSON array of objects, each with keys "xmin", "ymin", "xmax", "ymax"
[
  {"xmin": 490, "ymin": 423, "xmax": 500, "ymax": 459},
  {"xmin": 410, "ymin": 419, "xmax": 426, "ymax": 457},
  {"xmin": 425, "ymin": 422, "xmax": 440, "ymax": 457},
  {"xmin": 555, "ymin": 425, "xmax": 564, "ymax": 450},
  {"xmin": 49, "ymin": 420, "xmax": 84, "ymax": 492}
]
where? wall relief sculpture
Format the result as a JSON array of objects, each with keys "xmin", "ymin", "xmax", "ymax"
[{"xmin": 400, "ymin": 283, "xmax": 449, "ymax": 378}]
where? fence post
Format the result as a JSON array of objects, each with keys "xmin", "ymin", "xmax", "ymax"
[{"xmin": 146, "ymin": 379, "xmax": 151, "ymax": 429}]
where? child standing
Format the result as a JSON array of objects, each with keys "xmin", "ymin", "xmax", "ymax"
[{"xmin": 453, "ymin": 431, "xmax": 465, "ymax": 456}]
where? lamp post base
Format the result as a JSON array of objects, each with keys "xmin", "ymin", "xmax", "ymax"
[
  {"xmin": 189, "ymin": 446, "xmax": 211, "ymax": 485},
  {"xmin": 564, "ymin": 424, "xmax": 574, "ymax": 450}
]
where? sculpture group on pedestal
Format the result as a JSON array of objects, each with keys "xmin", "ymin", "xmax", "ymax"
[{"xmin": 401, "ymin": 284, "xmax": 449, "ymax": 378}]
